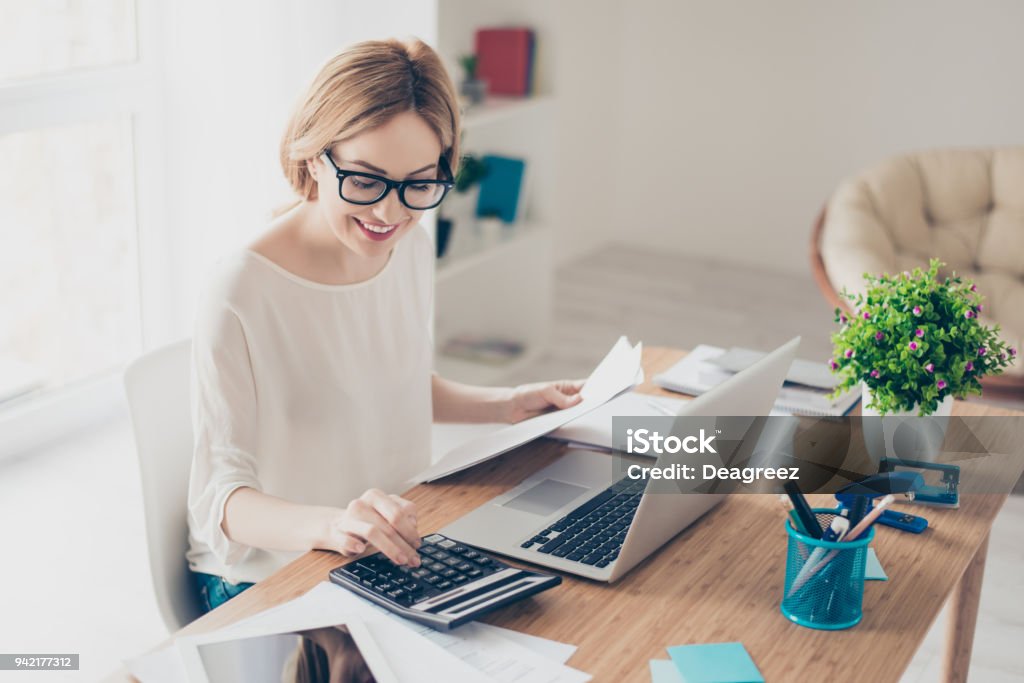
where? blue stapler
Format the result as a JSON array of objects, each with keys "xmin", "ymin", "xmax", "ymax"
[
  {"xmin": 880, "ymin": 458, "xmax": 960, "ymax": 508},
  {"xmin": 835, "ymin": 472, "xmax": 929, "ymax": 534}
]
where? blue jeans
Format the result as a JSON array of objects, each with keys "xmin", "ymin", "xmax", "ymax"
[{"xmin": 191, "ymin": 570, "xmax": 255, "ymax": 613}]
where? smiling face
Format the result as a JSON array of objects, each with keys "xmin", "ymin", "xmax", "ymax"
[{"xmin": 307, "ymin": 110, "xmax": 443, "ymax": 262}]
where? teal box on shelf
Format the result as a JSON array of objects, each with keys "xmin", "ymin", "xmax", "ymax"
[
  {"xmin": 475, "ymin": 155, "xmax": 525, "ymax": 223},
  {"xmin": 781, "ymin": 508, "xmax": 875, "ymax": 630}
]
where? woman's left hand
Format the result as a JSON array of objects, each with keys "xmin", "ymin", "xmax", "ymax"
[{"xmin": 504, "ymin": 379, "xmax": 585, "ymax": 423}]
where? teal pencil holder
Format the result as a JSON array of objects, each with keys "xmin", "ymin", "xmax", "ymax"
[{"xmin": 780, "ymin": 508, "xmax": 875, "ymax": 630}]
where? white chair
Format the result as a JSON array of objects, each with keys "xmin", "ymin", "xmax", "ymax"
[{"xmin": 123, "ymin": 338, "xmax": 204, "ymax": 632}]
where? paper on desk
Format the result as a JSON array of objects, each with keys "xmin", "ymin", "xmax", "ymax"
[
  {"xmin": 207, "ymin": 580, "xmax": 589, "ymax": 682},
  {"xmin": 650, "ymin": 659, "xmax": 685, "ymax": 683},
  {"xmin": 365, "ymin": 618, "xmax": 488, "ymax": 682},
  {"xmin": 414, "ymin": 337, "xmax": 643, "ymax": 483},
  {"xmin": 865, "ymin": 547, "xmax": 888, "ymax": 581},
  {"xmin": 666, "ymin": 642, "xmax": 764, "ymax": 683},
  {"xmin": 486, "ymin": 624, "xmax": 577, "ymax": 664},
  {"xmin": 225, "ymin": 580, "xmax": 578, "ymax": 665},
  {"xmin": 313, "ymin": 581, "xmax": 590, "ymax": 682},
  {"xmin": 204, "ymin": 584, "xmax": 485, "ymax": 682},
  {"xmin": 128, "ymin": 583, "xmax": 586, "ymax": 683}
]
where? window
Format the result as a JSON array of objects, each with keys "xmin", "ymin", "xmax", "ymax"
[
  {"xmin": 0, "ymin": 119, "xmax": 140, "ymax": 401},
  {"xmin": 0, "ymin": 1, "xmax": 162, "ymax": 435},
  {"xmin": 0, "ymin": 1, "xmax": 137, "ymax": 82}
]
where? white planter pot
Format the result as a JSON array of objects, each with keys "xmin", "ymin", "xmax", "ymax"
[{"xmin": 861, "ymin": 384, "xmax": 953, "ymax": 465}]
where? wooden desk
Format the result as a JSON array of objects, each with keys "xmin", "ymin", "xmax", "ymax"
[{"xmin": 114, "ymin": 347, "xmax": 1022, "ymax": 682}]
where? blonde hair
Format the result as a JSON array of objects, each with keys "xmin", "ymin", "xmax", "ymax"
[{"xmin": 280, "ymin": 38, "xmax": 461, "ymax": 203}]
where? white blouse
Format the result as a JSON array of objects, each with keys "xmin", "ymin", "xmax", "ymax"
[{"xmin": 186, "ymin": 225, "xmax": 435, "ymax": 584}]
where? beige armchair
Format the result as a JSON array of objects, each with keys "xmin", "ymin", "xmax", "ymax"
[{"xmin": 811, "ymin": 147, "xmax": 1024, "ymax": 394}]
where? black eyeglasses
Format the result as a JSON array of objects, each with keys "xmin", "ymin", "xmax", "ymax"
[{"xmin": 321, "ymin": 150, "xmax": 454, "ymax": 210}]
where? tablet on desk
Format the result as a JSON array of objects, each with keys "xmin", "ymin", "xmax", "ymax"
[{"xmin": 176, "ymin": 616, "xmax": 396, "ymax": 683}]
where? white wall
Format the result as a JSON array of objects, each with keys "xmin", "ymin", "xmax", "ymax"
[
  {"xmin": 613, "ymin": 0, "xmax": 1024, "ymax": 275},
  {"xmin": 156, "ymin": 0, "xmax": 1024, "ymax": 338}
]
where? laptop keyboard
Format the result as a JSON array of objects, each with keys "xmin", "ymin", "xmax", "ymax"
[{"xmin": 519, "ymin": 478, "xmax": 645, "ymax": 568}]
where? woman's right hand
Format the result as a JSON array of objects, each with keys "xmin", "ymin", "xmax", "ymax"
[{"xmin": 322, "ymin": 489, "xmax": 422, "ymax": 567}]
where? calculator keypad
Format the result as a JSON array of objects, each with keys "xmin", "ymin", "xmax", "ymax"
[{"xmin": 338, "ymin": 534, "xmax": 507, "ymax": 607}]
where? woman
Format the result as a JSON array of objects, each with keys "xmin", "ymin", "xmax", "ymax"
[{"xmin": 185, "ymin": 38, "xmax": 582, "ymax": 613}]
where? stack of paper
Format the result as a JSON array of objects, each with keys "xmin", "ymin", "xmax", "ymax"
[
  {"xmin": 126, "ymin": 581, "xmax": 590, "ymax": 682},
  {"xmin": 653, "ymin": 345, "xmax": 860, "ymax": 417}
]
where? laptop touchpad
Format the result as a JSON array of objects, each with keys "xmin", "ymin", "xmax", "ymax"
[{"xmin": 501, "ymin": 479, "xmax": 590, "ymax": 516}]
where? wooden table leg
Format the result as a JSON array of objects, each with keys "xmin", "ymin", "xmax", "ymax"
[{"xmin": 942, "ymin": 531, "xmax": 989, "ymax": 683}]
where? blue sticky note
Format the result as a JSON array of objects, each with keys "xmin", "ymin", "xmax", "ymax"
[
  {"xmin": 650, "ymin": 659, "xmax": 685, "ymax": 683},
  {"xmin": 667, "ymin": 642, "xmax": 764, "ymax": 683},
  {"xmin": 865, "ymin": 547, "xmax": 888, "ymax": 581}
]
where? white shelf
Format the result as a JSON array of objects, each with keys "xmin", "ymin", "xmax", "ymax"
[
  {"xmin": 461, "ymin": 95, "xmax": 553, "ymax": 130},
  {"xmin": 436, "ymin": 223, "xmax": 545, "ymax": 283}
]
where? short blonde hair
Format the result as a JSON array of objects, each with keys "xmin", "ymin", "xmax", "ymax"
[{"xmin": 280, "ymin": 38, "xmax": 461, "ymax": 201}]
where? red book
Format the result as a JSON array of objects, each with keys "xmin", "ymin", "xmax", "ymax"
[{"xmin": 474, "ymin": 28, "xmax": 534, "ymax": 96}]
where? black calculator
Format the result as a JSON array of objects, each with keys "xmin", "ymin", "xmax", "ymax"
[{"xmin": 328, "ymin": 533, "xmax": 561, "ymax": 629}]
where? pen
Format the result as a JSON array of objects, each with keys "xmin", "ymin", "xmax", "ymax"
[
  {"xmin": 790, "ymin": 515, "xmax": 850, "ymax": 591},
  {"xmin": 784, "ymin": 481, "xmax": 822, "ymax": 539},
  {"xmin": 847, "ymin": 495, "xmax": 870, "ymax": 527},
  {"xmin": 844, "ymin": 494, "xmax": 895, "ymax": 542}
]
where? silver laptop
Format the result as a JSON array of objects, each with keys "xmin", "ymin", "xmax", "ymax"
[{"xmin": 441, "ymin": 336, "xmax": 801, "ymax": 582}]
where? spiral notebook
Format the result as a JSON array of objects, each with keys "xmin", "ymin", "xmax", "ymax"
[{"xmin": 653, "ymin": 345, "xmax": 860, "ymax": 417}]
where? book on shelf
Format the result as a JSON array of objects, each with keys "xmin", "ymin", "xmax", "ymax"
[
  {"xmin": 475, "ymin": 155, "xmax": 526, "ymax": 224},
  {"xmin": 653, "ymin": 344, "xmax": 861, "ymax": 417},
  {"xmin": 474, "ymin": 27, "xmax": 534, "ymax": 96}
]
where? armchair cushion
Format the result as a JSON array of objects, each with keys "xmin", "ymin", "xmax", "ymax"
[{"xmin": 820, "ymin": 147, "xmax": 1024, "ymax": 377}]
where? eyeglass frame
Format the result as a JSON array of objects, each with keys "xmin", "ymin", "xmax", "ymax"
[{"xmin": 320, "ymin": 149, "xmax": 455, "ymax": 210}]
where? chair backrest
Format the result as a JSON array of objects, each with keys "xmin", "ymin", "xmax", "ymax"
[
  {"xmin": 123, "ymin": 338, "xmax": 203, "ymax": 632},
  {"xmin": 812, "ymin": 146, "xmax": 1024, "ymax": 391}
]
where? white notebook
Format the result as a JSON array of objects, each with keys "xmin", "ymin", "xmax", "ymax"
[{"xmin": 653, "ymin": 344, "xmax": 860, "ymax": 417}]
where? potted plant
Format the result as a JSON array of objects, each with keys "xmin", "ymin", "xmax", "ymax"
[
  {"xmin": 457, "ymin": 54, "xmax": 487, "ymax": 105},
  {"xmin": 829, "ymin": 260, "xmax": 1016, "ymax": 463},
  {"xmin": 829, "ymin": 259, "xmax": 1016, "ymax": 417},
  {"xmin": 454, "ymin": 154, "xmax": 488, "ymax": 195}
]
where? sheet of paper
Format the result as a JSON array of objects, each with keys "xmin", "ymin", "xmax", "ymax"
[
  {"xmin": 482, "ymin": 624, "xmax": 577, "ymax": 664},
  {"xmin": 865, "ymin": 547, "xmax": 888, "ymax": 581},
  {"xmin": 666, "ymin": 642, "xmax": 764, "ymax": 683},
  {"xmin": 124, "ymin": 644, "xmax": 188, "ymax": 683},
  {"xmin": 710, "ymin": 347, "xmax": 839, "ymax": 390},
  {"xmin": 413, "ymin": 337, "xmax": 642, "ymax": 483},
  {"xmin": 433, "ymin": 421, "xmax": 508, "ymax": 463},
  {"xmin": 549, "ymin": 391, "xmax": 688, "ymax": 451},
  {"xmin": 315, "ymin": 582, "xmax": 591, "ymax": 683},
  {"xmin": 650, "ymin": 659, "xmax": 685, "ymax": 683},
  {"xmin": 220, "ymin": 581, "xmax": 589, "ymax": 682},
  {"xmin": 365, "ymin": 618, "xmax": 485, "ymax": 683}
]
